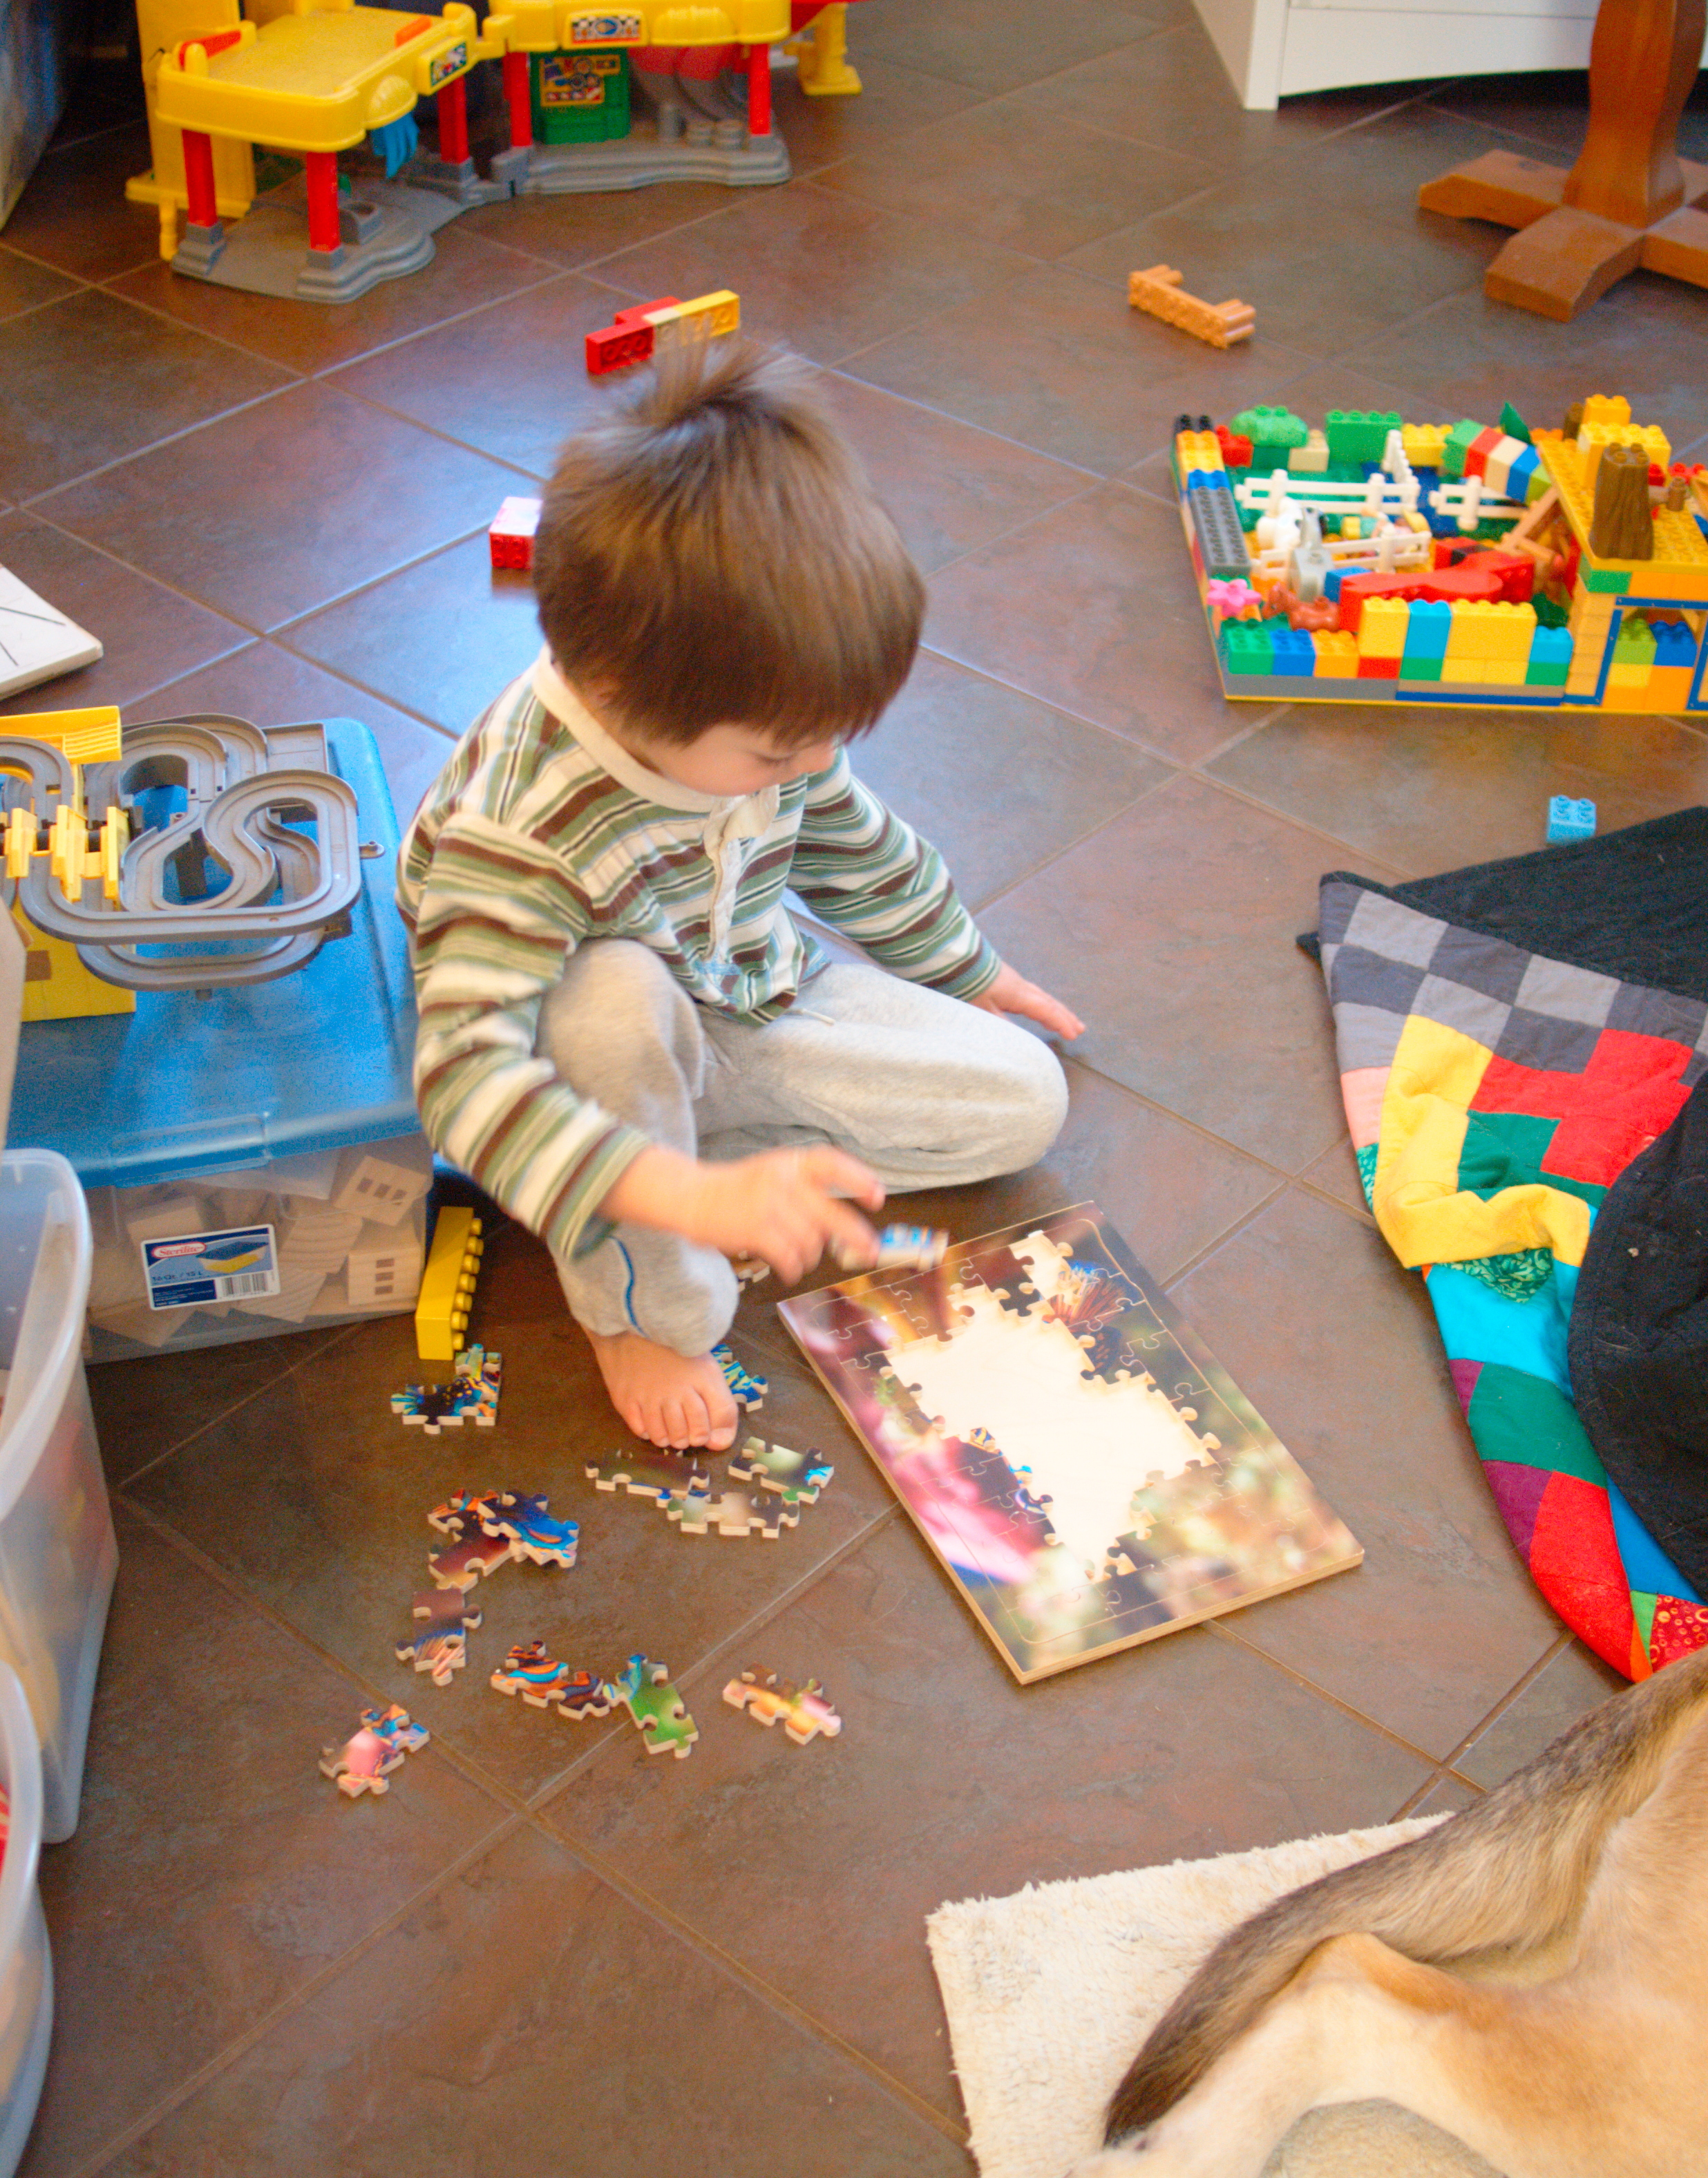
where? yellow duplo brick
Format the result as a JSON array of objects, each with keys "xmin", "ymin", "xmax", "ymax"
[
  {"xmin": 1581, "ymin": 395, "xmax": 1632, "ymax": 430},
  {"xmin": 1401, "ymin": 423, "xmax": 1448, "ymax": 468},
  {"xmin": 1482, "ymin": 601, "xmax": 1537, "ymax": 663},
  {"xmin": 1358, "ymin": 596, "xmax": 1409, "ymax": 659},
  {"xmin": 1476, "ymin": 660, "xmax": 1527, "ymax": 685},
  {"xmin": 1568, "ymin": 589, "xmax": 1615, "ymax": 638},
  {"xmin": 1607, "ymin": 661, "xmax": 1653, "ymax": 688},
  {"xmin": 1313, "ymin": 630, "xmax": 1359, "ymax": 676},
  {"xmin": 1445, "ymin": 599, "xmax": 1499, "ymax": 661}
]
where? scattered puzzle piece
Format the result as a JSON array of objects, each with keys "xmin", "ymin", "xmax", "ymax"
[
  {"xmin": 426, "ymin": 1524, "xmax": 513, "ymax": 1591},
  {"xmin": 711, "ymin": 1341, "xmax": 767, "ymax": 1409},
  {"xmin": 320, "ymin": 1724, "xmax": 403, "ymax": 1797},
  {"xmin": 723, "ymin": 1668, "xmax": 842, "ymax": 1746},
  {"xmin": 585, "ymin": 1446, "xmax": 713, "ymax": 1500},
  {"xmin": 728, "ymin": 1435, "xmax": 833, "ymax": 1504},
  {"xmin": 482, "ymin": 1491, "xmax": 579, "ymax": 1569},
  {"xmin": 392, "ymin": 1347, "xmax": 502, "ymax": 1434},
  {"xmin": 558, "ymin": 1668, "xmax": 617, "ymax": 1720},
  {"xmin": 611, "ymin": 1654, "xmax": 698, "ymax": 1759},
  {"xmin": 427, "ymin": 1488, "xmax": 505, "ymax": 1537},
  {"xmin": 667, "ymin": 1487, "xmax": 797, "ymax": 1540},
  {"xmin": 490, "ymin": 1640, "xmax": 582, "ymax": 1708},
  {"xmin": 410, "ymin": 1589, "xmax": 483, "ymax": 1632},
  {"xmin": 394, "ymin": 1624, "xmax": 468, "ymax": 1685},
  {"xmin": 360, "ymin": 1704, "xmax": 430, "ymax": 1754}
]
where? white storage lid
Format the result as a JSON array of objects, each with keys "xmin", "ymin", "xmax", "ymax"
[{"xmin": 0, "ymin": 1153, "xmax": 91, "ymax": 1530}]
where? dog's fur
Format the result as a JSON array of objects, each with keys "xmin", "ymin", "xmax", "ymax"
[{"xmin": 1071, "ymin": 1644, "xmax": 1708, "ymax": 2178}]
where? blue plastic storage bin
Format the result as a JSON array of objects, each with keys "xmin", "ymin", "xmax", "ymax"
[{"xmin": 8, "ymin": 719, "xmax": 432, "ymax": 1362}]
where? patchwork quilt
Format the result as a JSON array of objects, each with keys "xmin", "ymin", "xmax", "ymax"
[{"xmin": 1315, "ymin": 810, "xmax": 1708, "ymax": 1678}]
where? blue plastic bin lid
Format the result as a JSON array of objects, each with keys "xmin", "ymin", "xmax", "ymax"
[{"xmin": 8, "ymin": 718, "xmax": 422, "ymax": 1191}]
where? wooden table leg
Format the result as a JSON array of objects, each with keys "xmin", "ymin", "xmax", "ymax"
[{"xmin": 1416, "ymin": 0, "xmax": 1708, "ymax": 319}]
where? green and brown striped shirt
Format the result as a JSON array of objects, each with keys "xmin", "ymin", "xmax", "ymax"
[{"xmin": 397, "ymin": 652, "xmax": 1000, "ymax": 1258}]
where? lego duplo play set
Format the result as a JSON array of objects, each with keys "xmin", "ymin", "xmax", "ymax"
[{"xmin": 1176, "ymin": 395, "xmax": 1708, "ymax": 717}]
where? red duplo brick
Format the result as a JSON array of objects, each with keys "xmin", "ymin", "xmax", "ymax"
[
  {"xmin": 1463, "ymin": 425, "xmax": 1502, "ymax": 480},
  {"xmin": 1356, "ymin": 654, "xmax": 1401, "ymax": 679}
]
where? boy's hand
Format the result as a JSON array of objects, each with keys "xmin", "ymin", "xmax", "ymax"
[
  {"xmin": 970, "ymin": 963, "xmax": 1084, "ymax": 1040},
  {"xmin": 602, "ymin": 1144, "xmax": 885, "ymax": 1282}
]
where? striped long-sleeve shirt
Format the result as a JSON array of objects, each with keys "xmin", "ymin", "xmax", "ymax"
[{"xmin": 396, "ymin": 652, "xmax": 1001, "ymax": 1259}]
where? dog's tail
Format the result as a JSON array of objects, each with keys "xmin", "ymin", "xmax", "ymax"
[{"xmin": 1105, "ymin": 1645, "xmax": 1708, "ymax": 2145}]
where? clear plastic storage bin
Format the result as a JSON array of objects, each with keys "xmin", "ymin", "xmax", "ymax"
[
  {"xmin": 0, "ymin": 1151, "xmax": 116, "ymax": 1841},
  {"xmin": 0, "ymin": 1663, "xmax": 51, "ymax": 2177},
  {"xmin": 9, "ymin": 719, "xmax": 431, "ymax": 1363}
]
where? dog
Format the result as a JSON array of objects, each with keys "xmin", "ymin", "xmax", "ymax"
[{"xmin": 1072, "ymin": 1642, "xmax": 1708, "ymax": 2178}]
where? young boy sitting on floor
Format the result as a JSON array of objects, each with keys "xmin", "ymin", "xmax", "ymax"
[{"xmin": 398, "ymin": 341, "xmax": 1081, "ymax": 1452}]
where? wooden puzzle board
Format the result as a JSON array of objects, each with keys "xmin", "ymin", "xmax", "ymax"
[{"xmin": 778, "ymin": 1204, "xmax": 1360, "ymax": 1683}]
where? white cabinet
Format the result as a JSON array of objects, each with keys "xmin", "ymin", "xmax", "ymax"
[{"xmin": 1196, "ymin": 0, "xmax": 1706, "ymax": 110}]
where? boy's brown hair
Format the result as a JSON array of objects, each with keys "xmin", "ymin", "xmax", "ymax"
[{"xmin": 533, "ymin": 339, "xmax": 923, "ymax": 746}]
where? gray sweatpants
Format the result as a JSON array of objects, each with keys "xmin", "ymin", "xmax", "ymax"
[{"xmin": 535, "ymin": 938, "xmax": 1068, "ymax": 1354}]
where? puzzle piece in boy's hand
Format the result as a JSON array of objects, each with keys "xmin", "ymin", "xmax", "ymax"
[
  {"xmin": 611, "ymin": 1654, "xmax": 698, "ymax": 1757},
  {"xmin": 361, "ymin": 1703, "xmax": 430, "ymax": 1754},
  {"xmin": 395, "ymin": 1624, "xmax": 468, "ymax": 1685},
  {"xmin": 585, "ymin": 1446, "xmax": 713, "ymax": 1500},
  {"xmin": 426, "ymin": 1525, "xmax": 513, "ymax": 1591},
  {"xmin": 319, "ymin": 1724, "xmax": 403, "ymax": 1797},
  {"xmin": 711, "ymin": 1341, "xmax": 767, "ymax": 1410},
  {"xmin": 411, "ymin": 1589, "xmax": 483, "ymax": 1632},
  {"xmin": 667, "ymin": 1487, "xmax": 797, "ymax": 1540},
  {"xmin": 484, "ymin": 1491, "xmax": 579, "ymax": 1569},
  {"xmin": 490, "ymin": 1639, "xmax": 580, "ymax": 1708},
  {"xmin": 723, "ymin": 1667, "xmax": 842, "ymax": 1745},
  {"xmin": 728, "ymin": 1436, "xmax": 833, "ymax": 1503}
]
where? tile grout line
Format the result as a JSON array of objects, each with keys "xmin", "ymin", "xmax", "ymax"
[
  {"xmin": 1202, "ymin": 1616, "xmax": 1509, "ymax": 1779},
  {"xmin": 1432, "ymin": 1630, "xmax": 1577, "ymax": 1779},
  {"xmin": 110, "ymin": 1320, "xmax": 369, "ymax": 1490},
  {"xmin": 16, "ymin": 381, "xmax": 304, "ymax": 512},
  {"xmin": 63, "ymin": 1803, "xmax": 533, "ymax": 2178},
  {"xmin": 521, "ymin": 1803, "xmax": 972, "ymax": 2146}
]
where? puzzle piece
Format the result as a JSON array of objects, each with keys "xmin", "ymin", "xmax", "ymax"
[
  {"xmin": 710, "ymin": 1341, "xmax": 767, "ymax": 1410},
  {"xmin": 727, "ymin": 1436, "xmax": 833, "ymax": 1504},
  {"xmin": 585, "ymin": 1446, "xmax": 713, "ymax": 1500},
  {"xmin": 319, "ymin": 1724, "xmax": 404, "ymax": 1798},
  {"xmin": 723, "ymin": 1668, "xmax": 842, "ymax": 1746},
  {"xmin": 410, "ymin": 1589, "xmax": 483, "ymax": 1632},
  {"xmin": 666, "ymin": 1487, "xmax": 797, "ymax": 1540},
  {"xmin": 391, "ymin": 1347, "xmax": 502, "ymax": 1434},
  {"xmin": 394, "ymin": 1624, "xmax": 468, "ymax": 1685},
  {"xmin": 873, "ymin": 1223, "xmax": 949, "ymax": 1271},
  {"xmin": 559, "ymin": 1668, "xmax": 617, "ymax": 1720},
  {"xmin": 482, "ymin": 1492, "xmax": 579, "ymax": 1569},
  {"xmin": 360, "ymin": 1703, "xmax": 430, "ymax": 1754},
  {"xmin": 490, "ymin": 1640, "xmax": 588, "ymax": 1709},
  {"xmin": 610, "ymin": 1654, "xmax": 698, "ymax": 1758},
  {"xmin": 426, "ymin": 1488, "xmax": 505, "ymax": 1537},
  {"xmin": 426, "ymin": 1525, "xmax": 513, "ymax": 1591}
]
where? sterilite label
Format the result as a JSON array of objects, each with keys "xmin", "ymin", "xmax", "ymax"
[{"xmin": 140, "ymin": 1225, "xmax": 281, "ymax": 1309}]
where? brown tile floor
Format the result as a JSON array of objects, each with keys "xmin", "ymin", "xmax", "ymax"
[{"xmin": 5, "ymin": 22, "xmax": 1703, "ymax": 2175}]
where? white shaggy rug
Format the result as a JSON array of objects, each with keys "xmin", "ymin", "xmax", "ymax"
[{"xmin": 927, "ymin": 1818, "xmax": 1508, "ymax": 2178}]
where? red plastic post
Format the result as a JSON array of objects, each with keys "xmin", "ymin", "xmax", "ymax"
[
  {"xmin": 504, "ymin": 50, "xmax": 533, "ymax": 149},
  {"xmin": 437, "ymin": 75, "xmax": 470, "ymax": 164},
  {"xmin": 303, "ymin": 149, "xmax": 341, "ymax": 253},
  {"xmin": 746, "ymin": 43, "xmax": 770, "ymax": 136},
  {"xmin": 181, "ymin": 128, "xmax": 218, "ymax": 228}
]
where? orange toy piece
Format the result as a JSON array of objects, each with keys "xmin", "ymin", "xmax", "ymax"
[
  {"xmin": 1128, "ymin": 265, "xmax": 1255, "ymax": 349},
  {"xmin": 1266, "ymin": 583, "xmax": 1340, "ymax": 634}
]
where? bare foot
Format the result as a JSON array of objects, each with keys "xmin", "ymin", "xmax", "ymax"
[{"xmin": 587, "ymin": 1329, "xmax": 740, "ymax": 1451}]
